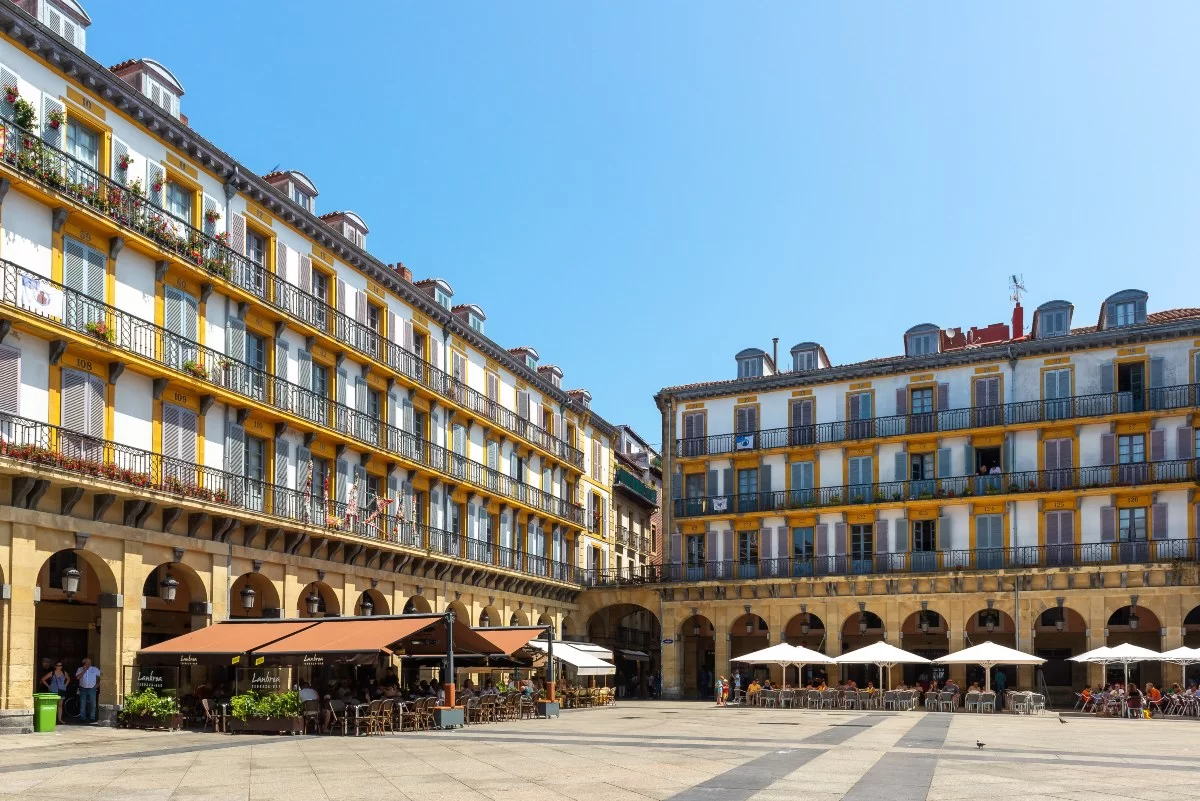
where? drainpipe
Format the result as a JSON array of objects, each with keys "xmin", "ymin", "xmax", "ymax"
[{"xmin": 1006, "ymin": 346, "xmax": 1019, "ymax": 649}]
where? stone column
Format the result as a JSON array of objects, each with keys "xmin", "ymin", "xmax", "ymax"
[{"xmin": 2, "ymin": 524, "xmax": 39, "ymax": 715}]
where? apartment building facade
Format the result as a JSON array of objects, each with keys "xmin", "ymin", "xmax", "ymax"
[
  {"xmin": 0, "ymin": 0, "xmax": 617, "ymax": 727},
  {"xmin": 575, "ymin": 292, "xmax": 1200, "ymax": 699},
  {"xmin": 611, "ymin": 425, "xmax": 660, "ymax": 575}
]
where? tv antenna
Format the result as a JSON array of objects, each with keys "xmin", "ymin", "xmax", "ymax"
[{"xmin": 1009, "ymin": 274, "xmax": 1026, "ymax": 305}]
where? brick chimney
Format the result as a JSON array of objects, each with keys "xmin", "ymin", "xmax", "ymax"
[
  {"xmin": 1012, "ymin": 302, "xmax": 1024, "ymax": 339},
  {"xmin": 392, "ymin": 262, "xmax": 413, "ymax": 283}
]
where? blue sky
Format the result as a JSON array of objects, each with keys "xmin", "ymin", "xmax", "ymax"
[{"xmin": 88, "ymin": 2, "xmax": 1200, "ymax": 446}]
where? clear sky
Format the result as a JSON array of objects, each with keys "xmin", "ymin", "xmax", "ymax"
[{"xmin": 88, "ymin": 1, "xmax": 1200, "ymax": 447}]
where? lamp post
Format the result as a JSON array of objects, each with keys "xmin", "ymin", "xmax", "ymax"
[
  {"xmin": 159, "ymin": 573, "xmax": 179, "ymax": 604},
  {"xmin": 61, "ymin": 565, "xmax": 81, "ymax": 599},
  {"xmin": 444, "ymin": 609, "xmax": 456, "ymax": 708},
  {"xmin": 306, "ymin": 589, "xmax": 321, "ymax": 617},
  {"xmin": 240, "ymin": 584, "xmax": 256, "ymax": 613},
  {"xmin": 360, "ymin": 595, "xmax": 374, "ymax": 617}
]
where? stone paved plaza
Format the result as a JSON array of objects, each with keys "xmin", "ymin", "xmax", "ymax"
[{"xmin": 1, "ymin": 701, "xmax": 1197, "ymax": 801}]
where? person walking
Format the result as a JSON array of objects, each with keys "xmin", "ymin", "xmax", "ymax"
[
  {"xmin": 75, "ymin": 657, "xmax": 101, "ymax": 723},
  {"xmin": 40, "ymin": 660, "xmax": 70, "ymax": 724}
]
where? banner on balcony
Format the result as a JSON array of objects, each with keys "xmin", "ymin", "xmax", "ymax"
[
  {"xmin": 735, "ymin": 434, "xmax": 755, "ymax": 450},
  {"xmin": 712, "ymin": 497, "xmax": 729, "ymax": 512},
  {"xmin": 18, "ymin": 274, "xmax": 63, "ymax": 320}
]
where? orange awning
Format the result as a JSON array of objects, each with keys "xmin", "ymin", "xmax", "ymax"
[
  {"xmin": 472, "ymin": 626, "xmax": 546, "ymax": 656},
  {"xmin": 254, "ymin": 615, "xmax": 444, "ymax": 655},
  {"xmin": 138, "ymin": 621, "xmax": 318, "ymax": 659}
]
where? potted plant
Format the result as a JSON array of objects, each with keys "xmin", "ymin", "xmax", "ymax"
[
  {"xmin": 13, "ymin": 97, "xmax": 37, "ymax": 130},
  {"xmin": 47, "ymin": 108, "xmax": 65, "ymax": 130},
  {"xmin": 151, "ymin": 177, "xmax": 164, "ymax": 194},
  {"xmin": 226, "ymin": 691, "xmax": 303, "ymax": 734},
  {"xmin": 3, "ymin": 83, "xmax": 16, "ymax": 104},
  {"xmin": 119, "ymin": 688, "xmax": 182, "ymax": 730},
  {"xmin": 182, "ymin": 359, "xmax": 208, "ymax": 380},
  {"xmin": 117, "ymin": 153, "xmax": 134, "ymax": 172},
  {"xmin": 204, "ymin": 208, "xmax": 221, "ymax": 225},
  {"xmin": 85, "ymin": 320, "xmax": 115, "ymax": 343}
]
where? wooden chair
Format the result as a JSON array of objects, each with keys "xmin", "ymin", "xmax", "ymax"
[
  {"xmin": 327, "ymin": 699, "xmax": 349, "ymax": 735},
  {"xmin": 400, "ymin": 700, "xmax": 420, "ymax": 731},
  {"xmin": 420, "ymin": 697, "xmax": 437, "ymax": 730},
  {"xmin": 520, "ymin": 694, "xmax": 536, "ymax": 719},
  {"xmin": 302, "ymin": 699, "xmax": 321, "ymax": 734},
  {"xmin": 465, "ymin": 696, "xmax": 482, "ymax": 725},
  {"xmin": 379, "ymin": 698, "xmax": 396, "ymax": 734}
]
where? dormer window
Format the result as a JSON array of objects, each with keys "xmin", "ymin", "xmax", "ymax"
[
  {"xmin": 290, "ymin": 185, "xmax": 312, "ymax": 211},
  {"xmin": 734, "ymin": 347, "xmax": 773, "ymax": 380},
  {"xmin": 39, "ymin": 0, "xmax": 90, "ymax": 51},
  {"xmin": 469, "ymin": 313, "xmax": 484, "ymax": 334},
  {"xmin": 904, "ymin": 324, "xmax": 940, "ymax": 357},
  {"xmin": 792, "ymin": 350, "xmax": 816, "ymax": 372},
  {"xmin": 344, "ymin": 223, "xmax": 364, "ymax": 248},
  {"xmin": 738, "ymin": 358, "xmax": 763, "ymax": 379},
  {"xmin": 526, "ymin": 355, "xmax": 537, "ymax": 371},
  {"xmin": 435, "ymin": 289, "xmax": 452, "ymax": 310},
  {"xmin": 1033, "ymin": 301, "xmax": 1073, "ymax": 338},
  {"xmin": 1100, "ymin": 290, "xmax": 1148, "ymax": 331},
  {"xmin": 110, "ymin": 59, "xmax": 184, "ymax": 120}
]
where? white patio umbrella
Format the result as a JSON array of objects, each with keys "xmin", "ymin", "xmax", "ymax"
[
  {"xmin": 1158, "ymin": 646, "xmax": 1200, "ymax": 688},
  {"xmin": 732, "ymin": 643, "xmax": 835, "ymax": 687},
  {"xmin": 835, "ymin": 641, "xmax": 930, "ymax": 690},
  {"xmin": 1073, "ymin": 643, "xmax": 1160, "ymax": 718},
  {"xmin": 934, "ymin": 642, "xmax": 1044, "ymax": 692}
]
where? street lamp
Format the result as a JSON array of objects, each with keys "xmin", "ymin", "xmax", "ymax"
[
  {"xmin": 693, "ymin": 622, "xmax": 701, "ymax": 636},
  {"xmin": 1055, "ymin": 597, "xmax": 1065, "ymax": 632},
  {"xmin": 480, "ymin": 610, "xmax": 490, "ymax": 627},
  {"xmin": 159, "ymin": 573, "xmax": 179, "ymax": 603},
  {"xmin": 920, "ymin": 616, "xmax": 930, "ymax": 634},
  {"xmin": 360, "ymin": 595, "xmax": 374, "ymax": 617},
  {"xmin": 858, "ymin": 617, "xmax": 868, "ymax": 635},
  {"xmin": 306, "ymin": 589, "xmax": 322, "ymax": 616},
  {"xmin": 61, "ymin": 565, "xmax": 81, "ymax": 598},
  {"xmin": 1128, "ymin": 612, "xmax": 1139, "ymax": 631},
  {"xmin": 745, "ymin": 620, "xmax": 753, "ymax": 635},
  {"xmin": 985, "ymin": 614, "xmax": 996, "ymax": 634},
  {"xmin": 240, "ymin": 584, "xmax": 256, "ymax": 612}
]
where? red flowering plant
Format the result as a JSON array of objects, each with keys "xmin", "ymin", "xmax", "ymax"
[
  {"xmin": 117, "ymin": 153, "xmax": 133, "ymax": 171},
  {"xmin": 3, "ymin": 84, "xmax": 17, "ymax": 104},
  {"xmin": 47, "ymin": 109, "xmax": 65, "ymax": 130},
  {"xmin": 204, "ymin": 208, "xmax": 221, "ymax": 225},
  {"xmin": 85, "ymin": 319, "xmax": 115, "ymax": 343}
]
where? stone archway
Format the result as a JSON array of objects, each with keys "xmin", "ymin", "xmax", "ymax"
[
  {"xmin": 1106, "ymin": 604, "xmax": 1163, "ymax": 687},
  {"xmin": 403, "ymin": 595, "xmax": 432, "ymax": 614},
  {"xmin": 508, "ymin": 608, "xmax": 530, "ymax": 626},
  {"xmin": 729, "ymin": 613, "xmax": 770, "ymax": 685},
  {"xmin": 353, "ymin": 588, "xmax": 389, "ymax": 617},
  {"xmin": 140, "ymin": 561, "xmax": 207, "ymax": 647},
  {"xmin": 586, "ymin": 603, "xmax": 662, "ymax": 699},
  {"xmin": 783, "ymin": 611, "xmax": 828, "ymax": 685},
  {"xmin": 1031, "ymin": 604, "xmax": 1089, "ymax": 693},
  {"xmin": 898, "ymin": 609, "xmax": 949, "ymax": 686},
  {"xmin": 840, "ymin": 609, "xmax": 885, "ymax": 684},
  {"xmin": 297, "ymin": 581, "xmax": 340, "ymax": 618},
  {"xmin": 229, "ymin": 572, "xmax": 281, "ymax": 619},
  {"xmin": 446, "ymin": 600, "xmax": 469, "ymax": 624},
  {"xmin": 478, "ymin": 605, "xmax": 501, "ymax": 628},
  {"xmin": 678, "ymin": 614, "xmax": 715, "ymax": 700}
]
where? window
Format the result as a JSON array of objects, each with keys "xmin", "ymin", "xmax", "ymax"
[
  {"xmin": 1113, "ymin": 301, "xmax": 1136, "ymax": 328},
  {"xmin": 848, "ymin": 392, "xmax": 872, "ymax": 420},
  {"xmin": 737, "ymin": 530, "xmax": 758, "ymax": 564},
  {"xmin": 366, "ymin": 303, "xmax": 380, "ymax": 333},
  {"xmin": 850, "ymin": 524, "xmax": 873, "ymax": 560},
  {"xmin": 738, "ymin": 357, "xmax": 763, "ymax": 379},
  {"xmin": 311, "ymin": 270, "xmax": 328, "ymax": 303},
  {"xmin": 792, "ymin": 350, "xmax": 816, "ymax": 372},
  {"xmin": 469, "ymin": 314, "xmax": 484, "ymax": 334},
  {"xmin": 311, "ymin": 459, "xmax": 329, "ymax": 503},
  {"xmin": 1118, "ymin": 434, "xmax": 1145, "ymax": 464},
  {"xmin": 910, "ymin": 387, "xmax": 933, "ymax": 415},
  {"xmin": 290, "ymin": 185, "xmax": 312, "ymax": 211},
  {"xmin": 312, "ymin": 363, "xmax": 328, "ymax": 397},
  {"xmin": 912, "ymin": 520, "xmax": 937, "ymax": 552},
  {"xmin": 736, "ymin": 468, "xmax": 758, "ymax": 496},
  {"xmin": 1119, "ymin": 507, "xmax": 1147, "ymax": 542},
  {"xmin": 792, "ymin": 527, "xmax": 814, "ymax": 559},
  {"xmin": 435, "ymin": 289, "xmax": 452, "ymax": 309},
  {"xmin": 684, "ymin": 473, "xmax": 705, "ymax": 498},
  {"xmin": 166, "ymin": 181, "xmax": 192, "ymax": 222},
  {"xmin": 525, "ymin": 355, "xmax": 537, "ymax": 370},
  {"xmin": 244, "ymin": 435, "xmax": 266, "ymax": 511},
  {"xmin": 65, "ymin": 120, "xmax": 99, "ymax": 169},
  {"xmin": 346, "ymin": 226, "xmax": 365, "ymax": 248},
  {"xmin": 910, "ymin": 453, "xmax": 934, "ymax": 481},
  {"xmin": 909, "ymin": 333, "xmax": 936, "ymax": 356},
  {"xmin": 735, "ymin": 405, "xmax": 758, "ymax": 433},
  {"xmin": 247, "ymin": 231, "xmax": 266, "ymax": 268},
  {"xmin": 1040, "ymin": 309, "xmax": 1068, "ymax": 337},
  {"xmin": 246, "ymin": 333, "xmax": 266, "ymax": 399},
  {"xmin": 685, "ymin": 534, "xmax": 704, "ymax": 567},
  {"xmin": 367, "ymin": 388, "xmax": 381, "ymax": 420}
]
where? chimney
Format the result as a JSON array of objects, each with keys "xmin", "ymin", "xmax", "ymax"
[
  {"xmin": 1012, "ymin": 302, "xmax": 1024, "ymax": 339},
  {"xmin": 392, "ymin": 262, "xmax": 413, "ymax": 283},
  {"xmin": 772, "ymin": 337, "xmax": 779, "ymax": 369}
]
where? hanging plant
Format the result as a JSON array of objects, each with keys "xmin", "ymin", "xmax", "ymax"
[
  {"xmin": 204, "ymin": 208, "xmax": 221, "ymax": 224},
  {"xmin": 47, "ymin": 108, "xmax": 65, "ymax": 129},
  {"xmin": 117, "ymin": 153, "xmax": 134, "ymax": 171},
  {"xmin": 12, "ymin": 98, "xmax": 36, "ymax": 130},
  {"xmin": 3, "ymin": 84, "xmax": 17, "ymax": 104},
  {"xmin": 151, "ymin": 178, "xmax": 164, "ymax": 193},
  {"xmin": 84, "ymin": 320, "xmax": 115, "ymax": 343}
]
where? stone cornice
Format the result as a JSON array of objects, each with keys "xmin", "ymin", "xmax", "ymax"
[
  {"xmin": 0, "ymin": 0, "xmax": 589, "ymax": 415},
  {"xmin": 656, "ymin": 318, "xmax": 1200, "ymax": 406}
]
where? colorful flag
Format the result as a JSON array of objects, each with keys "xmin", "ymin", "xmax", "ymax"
[
  {"xmin": 345, "ymin": 481, "xmax": 359, "ymax": 525},
  {"xmin": 301, "ymin": 460, "xmax": 313, "ymax": 523}
]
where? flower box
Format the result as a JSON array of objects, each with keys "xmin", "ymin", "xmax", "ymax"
[
  {"xmin": 122, "ymin": 712, "xmax": 183, "ymax": 731},
  {"xmin": 226, "ymin": 716, "xmax": 304, "ymax": 734}
]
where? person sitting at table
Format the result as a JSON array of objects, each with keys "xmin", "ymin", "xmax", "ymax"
[
  {"xmin": 816, "ymin": 679, "xmax": 828, "ymax": 691},
  {"xmin": 482, "ymin": 679, "xmax": 498, "ymax": 696},
  {"xmin": 1145, "ymin": 683, "xmax": 1162, "ymax": 715},
  {"xmin": 761, "ymin": 679, "xmax": 773, "ymax": 691},
  {"xmin": 865, "ymin": 681, "xmax": 877, "ymax": 694},
  {"xmin": 298, "ymin": 681, "xmax": 320, "ymax": 704},
  {"xmin": 846, "ymin": 680, "xmax": 857, "ymax": 692},
  {"xmin": 745, "ymin": 678, "xmax": 761, "ymax": 704}
]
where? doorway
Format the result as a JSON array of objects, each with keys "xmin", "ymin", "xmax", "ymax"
[{"xmin": 1117, "ymin": 362, "xmax": 1145, "ymax": 412}]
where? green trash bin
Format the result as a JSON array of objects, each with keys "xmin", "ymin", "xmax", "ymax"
[{"xmin": 33, "ymin": 693, "xmax": 60, "ymax": 733}]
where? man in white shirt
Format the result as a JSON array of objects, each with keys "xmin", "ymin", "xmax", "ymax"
[
  {"xmin": 75, "ymin": 657, "xmax": 101, "ymax": 723},
  {"xmin": 298, "ymin": 681, "xmax": 320, "ymax": 703}
]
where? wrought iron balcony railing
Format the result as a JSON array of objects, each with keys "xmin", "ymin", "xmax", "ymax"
[
  {"xmin": 673, "ymin": 461, "xmax": 1198, "ymax": 518},
  {"xmin": 0, "ymin": 259, "xmax": 585, "ymax": 526},
  {"xmin": 0, "ymin": 120, "xmax": 584, "ymax": 469},
  {"xmin": 577, "ymin": 538, "xmax": 1199, "ymax": 586},
  {"xmin": 615, "ymin": 466, "xmax": 659, "ymax": 505},
  {"xmin": 676, "ymin": 386, "xmax": 1200, "ymax": 457},
  {"xmin": 0, "ymin": 410, "xmax": 575, "ymax": 583}
]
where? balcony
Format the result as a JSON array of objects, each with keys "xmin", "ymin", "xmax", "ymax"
[
  {"xmin": 0, "ymin": 410, "xmax": 577, "ymax": 585},
  {"xmin": 676, "ymin": 387, "xmax": 1200, "ymax": 457},
  {"xmin": 0, "ymin": 121, "xmax": 584, "ymax": 470},
  {"xmin": 0, "ymin": 259, "xmax": 586, "ymax": 527},
  {"xmin": 578, "ymin": 538, "xmax": 1198, "ymax": 586},
  {"xmin": 615, "ymin": 467, "xmax": 659, "ymax": 505},
  {"xmin": 673, "ymin": 460, "xmax": 1198, "ymax": 518}
]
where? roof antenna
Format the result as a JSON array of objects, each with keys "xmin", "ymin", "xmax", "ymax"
[
  {"xmin": 1009, "ymin": 274, "xmax": 1026, "ymax": 305},
  {"xmin": 267, "ymin": 162, "xmax": 280, "ymax": 174}
]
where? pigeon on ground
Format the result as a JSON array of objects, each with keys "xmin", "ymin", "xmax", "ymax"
[
  {"xmin": 976, "ymin": 741, "xmax": 985, "ymax": 750},
  {"xmin": 1059, "ymin": 717, "xmax": 1067, "ymax": 725}
]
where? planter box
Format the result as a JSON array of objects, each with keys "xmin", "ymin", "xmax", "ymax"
[
  {"xmin": 537, "ymin": 701, "xmax": 560, "ymax": 719},
  {"xmin": 226, "ymin": 716, "xmax": 304, "ymax": 735},
  {"xmin": 122, "ymin": 713, "xmax": 183, "ymax": 731},
  {"xmin": 433, "ymin": 707, "xmax": 464, "ymax": 730}
]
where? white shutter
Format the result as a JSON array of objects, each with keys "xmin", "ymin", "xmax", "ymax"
[
  {"xmin": 202, "ymin": 193, "xmax": 219, "ymax": 236},
  {"xmin": 112, "ymin": 137, "xmax": 131, "ymax": 184},
  {"xmin": 161, "ymin": 403, "xmax": 182, "ymax": 460},
  {"xmin": 145, "ymin": 160, "xmax": 165, "ymax": 207},
  {"xmin": 275, "ymin": 439, "xmax": 291, "ymax": 488},
  {"xmin": 224, "ymin": 422, "xmax": 245, "ymax": 477},
  {"xmin": 299, "ymin": 256, "xmax": 312, "ymax": 295},
  {"xmin": 85, "ymin": 244, "xmax": 105, "ymax": 303},
  {"xmin": 402, "ymin": 319, "xmax": 415, "ymax": 352},
  {"xmin": 41, "ymin": 95, "xmax": 64, "ymax": 147},
  {"xmin": 63, "ymin": 237, "xmax": 86, "ymax": 293},
  {"xmin": 87, "ymin": 373, "xmax": 104, "ymax": 438},
  {"xmin": 178, "ymin": 408, "xmax": 197, "ymax": 464},
  {"xmin": 297, "ymin": 350, "xmax": 312, "ymax": 390},
  {"xmin": 226, "ymin": 318, "xmax": 246, "ymax": 361},
  {"xmin": 0, "ymin": 65, "xmax": 18, "ymax": 123},
  {"xmin": 60, "ymin": 369, "xmax": 87, "ymax": 433},
  {"xmin": 0, "ymin": 345, "xmax": 19, "ymax": 414}
]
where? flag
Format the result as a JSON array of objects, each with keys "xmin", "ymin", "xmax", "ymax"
[
  {"xmin": 362, "ymin": 494, "xmax": 394, "ymax": 538},
  {"xmin": 301, "ymin": 460, "xmax": 313, "ymax": 523},
  {"xmin": 345, "ymin": 481, "xmax": 359, "ymax": 524},
  {"xmin": 18, "ymin": 274, "xmax": 63, "ymax": 319}
]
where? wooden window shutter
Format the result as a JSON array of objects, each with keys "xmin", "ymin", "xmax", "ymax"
[
  {"xmin": 0, "ymin": 345, "xmax": 20, "ymax": 414},
  {"xmin": 112, "ymin": 137, "xmax": 131, "ymax": 184},
  {"xmin": 876, "ymin": 518, "xmax": 890, "ymax": 553},
  {"xmin": 41, "ymin": 95, "xmax": 64, "ymax": 147},
  {"xmin": 894, "ymin": 451, "xmax": 907, "ymax": 482},
  {"xmin": 936, "ymin": 448, "xmax": 952, "ymax": 478},
  {"xmin": 1176, "ymin": 426, "xmax": 1194, "ymax": 460},
  {"xmin": 936, "ymin": 382, "xmax": 949, "ymax": 411},
  {"xmin": 1099, "ymin": 506, "xmax": 1117, "ymax": 543},
  {"xmin": 299, "ymin": 256, "xmax": 312, "ymax": 296},
  {"xmin": 1150, "ymin": 356, "xmax": 1164, "ymax": 389},
  {"xmin": 1100, "ymin": 433, "xmax": 1116, "ymax": 466},
  {"xmin": 336, "ymin": 279, "xmax": 347, "ymax": 314},
  {"xmin": 336, "ymin": 459, "xmax": 348, "ymax": 501},
  {"xmin": 201, "ymin": 193, "xmax": 219, "ymax": 235},
  {"xmin": 894, "ymin": 388, "xmax": 906, "ymax": 416},
  {"xmin": 849, "ymin": 393, "xmax": 860, "ymax": 421},
  {"xmin": 402, "ymin": 319, "xmax": 415, "ymax": 353},
  {"xmin": 60, "ymin": 368, "xmax": 87, "ymax": 433},
  {"xmin": 355, "ymin": 290, "xmax": 367, "ymax": 324},
  {"xmin": 145, "ymin": 160, "xmax": 165, "ymax": 207},
  {"xmin": 813, "ymin": 523, "xmax": 827, "ymax": 558},
  {"xmin": 486, "ymin": 373, "xmax": 498, "ymax": 401},
  {"xmin": 274, "ymin": 438, "xmax": 290, "ymax": 489},
  {"xmin": 1099, "ymin": 362, "xmax": 1114, "ymax": 395},
  {"xmin": 1149, "ymin": 429, "xmax": 1166, "ymax": 462},
  {"xmin": 1151, "ymin": 503, "xmax": 1168, "ymax": 540},
  {"xmin": 224, "ymin": 421, "xmax": 245, "ymax": 477},
  {"xmin": 229, "ymin": 212, "xmax": 246, "ymax": 255},
  {"xmin": 833, "ymin": 522, "xmax": 846, "ymax": 556}
]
